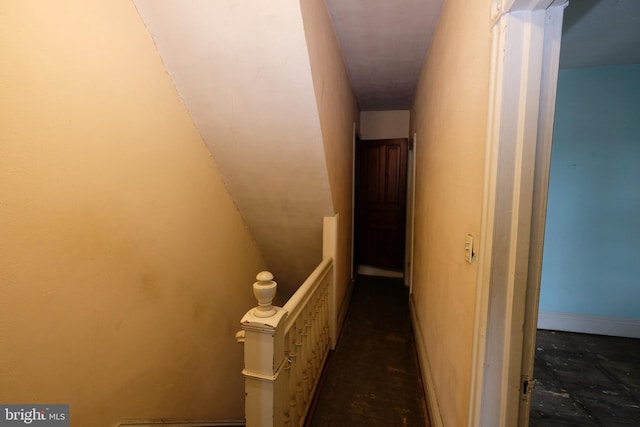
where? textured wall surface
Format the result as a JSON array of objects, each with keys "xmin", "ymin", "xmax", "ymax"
[
  {"xmin": 300, "ymin": 0, "xmax": 360, "ymax": 324},
  {"xmin": 134, "ymin": 0, "xmax": 335, "ymax": 297},
  {"xmin": 0, "ymin": 1, "xmax": 266, "ymax": 424},
  {"xmin": 541, "ymin": 64, "xmax": 640, "ymax": 320},
  {"xmin": 409, "ymin": 0, "xmax": 492, "ymax": 424}
]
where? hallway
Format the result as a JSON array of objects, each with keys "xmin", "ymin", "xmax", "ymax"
[{"xmin": 307, "ymin": 275, "xmax": 429, "ymax": 426}]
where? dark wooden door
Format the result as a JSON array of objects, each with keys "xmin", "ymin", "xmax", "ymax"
[{"xmin": 356, "ymin": 138, "xmax": 408, "ymax": 270}]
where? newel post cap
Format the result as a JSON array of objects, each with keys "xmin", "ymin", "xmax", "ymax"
[{"xmin": 252, "ymin": 271, "xmax": 277, "ymax": 318}]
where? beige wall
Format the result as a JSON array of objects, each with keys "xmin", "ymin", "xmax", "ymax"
[
  {"xmin": 360, "ymin": 110, "xmax": 410, "ymax": 140},
  {"xmin": 409, "ymin": 0, "xmax": 492, "ymax": 425},
  {"xmin": 300, "ymin": 0, "xmax": 360, "ymax": 319},
  {"xmin": 0, "ymin": 1, "xmax": 266, "ymax": 425}
]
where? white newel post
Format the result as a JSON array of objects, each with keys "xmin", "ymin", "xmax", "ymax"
[
  {"xmin": 237, "ymin": 216, "xmax": 339, "ymax": 426},
  {"xmin": 239, "ymin": 271, "xmax": 288, "ymax": 427}
]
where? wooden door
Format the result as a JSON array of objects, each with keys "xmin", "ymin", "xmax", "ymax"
[{"xmin": 356, "ymin": 138, "xmax": 408, "ymax": 270}]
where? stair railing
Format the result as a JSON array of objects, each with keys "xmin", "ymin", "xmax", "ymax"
[{"xmin": 236, "ymin": 215, "xmax": 338, "ymax": 427}]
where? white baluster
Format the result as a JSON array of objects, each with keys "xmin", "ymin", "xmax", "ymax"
[
  {"xmin": 289, "ymin": 398, "xmax": 298, "ymax": 427},
  {"xmin": 238, "ymin": 215, "xmax": 339, "ymax": 426},
  {"xmin": 287, "ymin": 332, "xmax": 298, "ymax": 427}
]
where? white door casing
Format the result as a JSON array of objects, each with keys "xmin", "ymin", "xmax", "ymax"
[
  {"xmin": 517, "ymin": 5, "xmax": 565, "ymax": 426},
  {"xmin": 406, "ymin": 132, "xmax": 417, "ymax": 293},
  {"xmin": 468, "ymin": 1, "xmax": 567, "ymax": 426}
]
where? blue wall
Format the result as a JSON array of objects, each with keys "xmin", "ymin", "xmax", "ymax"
[{"xmin": 540, "ymin": 64, "xmax": 640, "ymax": 320}]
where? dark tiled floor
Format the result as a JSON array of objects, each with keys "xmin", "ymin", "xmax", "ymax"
[
  {"xmin": 307, "ymin": 275, "xmax": 429, "ymax": 427},
  {"xmin": 530, "ymin": 330, "xmax": 640, "ymax": 426}
]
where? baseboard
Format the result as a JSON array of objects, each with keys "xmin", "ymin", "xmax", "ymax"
[
  {"xmin": 537, "ymin": 311, "xmax": 640, "ymax": 339},
  {"xmin": 116, "ymin": 420, "xmax": 244, "ymax": 427},
  {"xmin": 409, "ymin": 296, "xmax": 443, "ymax": 427},
  {"xmin": 357, "ymin": 265, "xmax": 404, "ymax": 279}
]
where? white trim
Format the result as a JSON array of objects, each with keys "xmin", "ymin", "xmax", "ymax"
[
  {"xmin": 481, "ymin": 9, "xmax": 547, "ymax": 425},
  {"xmin": 492, "ymin": 0, "xmax": 559, "ymax": 22},
  {"xmin": 537, "ymin": 312, "xmax": 640, "ymax": 339},
  {"xmin": 351, "ymin": 122, "xmax": 357, "ymax": 282},
  {"xmin": 517, "ymin": 4, "xmax": 566, "ymax": 426},
  {"xmin": 470, "ymin": 2, "xmax": 567, "ymax": 427},
  {"xmin": 406, "ymin": 132, "xmax": 417, "ymax": 294},
  {"xmin": 409, "ymin": 296, "xmax": 443, "ymax": 427},
  {"xmin": 356, "ymin": 265, "xmax": 403, "ymax": 279}
]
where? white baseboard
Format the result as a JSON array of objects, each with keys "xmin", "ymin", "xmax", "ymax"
[
  {"xmin": 357, "ymin": 265, "xmax": 404, "ymax": 278},
  {"xmin": 537, "ymin": 311, "xmax": 640, "ymax": 339},
  {"xmin": 409, "ymin": 296, "xmax": 443, "ymax": 427}
]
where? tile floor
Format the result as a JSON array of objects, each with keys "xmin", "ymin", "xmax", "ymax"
[{"xmin": 530, "ymin": 329, "xmax": 640, "ymax": 426}]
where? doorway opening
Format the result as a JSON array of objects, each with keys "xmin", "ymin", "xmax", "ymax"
[
  {"xmin": 354, "ymin": 138, "xmax": 408, "ymax": 279},
  {"xmin": 529, "ymin": 2, "xmax": 640, "ymax": 423}
]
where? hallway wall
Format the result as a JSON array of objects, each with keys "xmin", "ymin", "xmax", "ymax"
[
  {"xmin": 409, "ymin": 0, "xmax": 492, "ymax": 424},
  {"xmin": 540, "ymin": 64, "xmax": 640, "ymax": 335},
  {"xmin": 0, "ymin": 1, "xmax": 266, "ymax": 425},
  {"xmin": 360, "ymin": 110, "xmax": 410, "ymax": 139},
  {"xmin": 300, "ymin": 0, "xmax": 360, "ymax": 325}
]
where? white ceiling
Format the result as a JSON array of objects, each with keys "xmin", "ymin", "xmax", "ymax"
[
  {"xmin": 325, "ymin": 0, "xmax": 640, "ymax": 111},
  {"xmin": 325, "ymin": 0, "xmax": 442, "ymax": 111}
]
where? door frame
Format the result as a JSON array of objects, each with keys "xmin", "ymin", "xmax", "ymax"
[
  {"xmin": 351, "ymin": 122, "xmax": 358, "ymax": 282},
  {"xmin": 354, "ymin": 137, "xmax": 409, "ymax": 271},
  {"xmin": 405, "ymin": 132, "xmax": 417, "ymax": 293},
  {"xmin": 468, "ymin": 1, "xmax": 567, "ymax": 426}
]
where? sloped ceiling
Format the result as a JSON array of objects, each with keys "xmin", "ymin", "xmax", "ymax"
[
  {"xmin": 131, "ymin": 0, "xmax": 638, "ymax": 296},
  {"xmin": 133, "ymin": 0, "xmax": 332, "ymax": 296}
]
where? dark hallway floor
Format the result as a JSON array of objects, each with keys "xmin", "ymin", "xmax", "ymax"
[
  {"xmin": 307, "ymin": 275, "xmax": 429, "ymax": 427},
  {"xmin": 530, "ymin": 329, "xmax": 640, "ymax": 426}
]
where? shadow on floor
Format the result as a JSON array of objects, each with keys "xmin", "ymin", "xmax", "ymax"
[
  {"xmin": 530, "ymin": 329, "xmax": 640, "ymax": 427},
  {"xmin": 307, "ymin": 274, "xmax": 429, "ymax": 427}
]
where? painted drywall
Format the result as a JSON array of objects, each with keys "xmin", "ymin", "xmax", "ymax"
[
  {"xmin": 0, "ymin": 1, "xmax": 266, "ymax": 425},
  {"xmin": 409, "ymin": 0, "xmax": 491, "ymax": 425},
  {"xmin": 133, "ymin": 0, "xmax": 334, "ymax": 297},
  {"xmin": 360, "ymin": 110, "xmax": 410, "ymax": 139},
  {"xmin": 539, "ymin": 65, "xmax": 640, "ymax": 324},
  {"xmin": 299, "ymin": 0, "xmax": 360, "ymax": 327},
  {"xmin": 325, "ymin": 0, "xmax": 442, "ymax": 110}
]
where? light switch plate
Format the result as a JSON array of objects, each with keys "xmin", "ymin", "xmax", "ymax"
[{"xmin": 465, "ymin": 234, "xmax": 475, "ymax": 263}]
